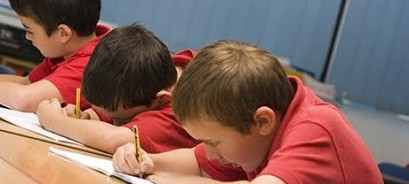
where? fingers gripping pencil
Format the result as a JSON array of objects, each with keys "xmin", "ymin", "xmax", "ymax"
[{"xmin": 133, "ymin": 126, "xmax": 144, "ymax": 178}]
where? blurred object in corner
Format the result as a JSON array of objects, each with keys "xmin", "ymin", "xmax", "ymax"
[
  {"xmin": 0, "ymin": 23, "xmax": 44, "ymax": 64},
  {"xmin": 0, "ymin": 63, "xmax": 15, "ymax": 74},
  {"xmin": 278, "ymin": 57, "xmax": 336, "ymax": 103},
  {"xmin": 378, "ymin": 162, "xmax": 409, "ymax": 184}
]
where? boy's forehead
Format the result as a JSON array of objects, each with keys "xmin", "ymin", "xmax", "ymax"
[
  {"xmin": 19, "ymin": 16, "xmax": 40, "ymax": 28},
  {"xmin": 92, "ymin": 104, "xmax": 147, "ymax": 117},
  {"xmin": 183, "ymin": 119, "xmax": 238, "ymax": 139}
]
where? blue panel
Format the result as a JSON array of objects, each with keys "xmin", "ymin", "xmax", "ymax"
[
  {"xmin": 100, "ymin": 0, "xmax": 409, "ymax": 115},
  {"xmin": 185, "ymin": 1, "xmax": 215, "ymax": 50},
  {"xmin": 100, "ymin": 0, "xmax": 119, "ymax": 23},
  {"xmin": 128, "ymin": 0, "xmax": 158, "ymax": 26},
  {"xmin": 328, "ymin": 0, "xmax": 369, "ymax": 96},
  {"xmin": 149, "ymin": 0, "xmax": 175, "ymax": 37},
  {"xmin": 390, "ymin": 0, "xmax": 409, "ymax": 114},
  {"xmin": 271, "ymin": 1, "xmax": 302, "ymax": 58},
  {"xmin": 329, "ymin": 0, "xmax": 409, "ymax": 115},
  {"xmin": 225, "ymin": 0, "xmax": 254, "ymax": 41},
  {"xmin": 364, "ymin": 1, "xmax": 402, "ymax": 106},
  {"xmin": 292, "ymin": 0, "xmax": 323, "ymax": 69},
  {"xmin": 101, "ymin": 0, "xmax": 338, "ymax": 77},
  {"xmin": 295, "ymin": 0, "xmax": 340, "ymax": 78},
  {"xmin": 242, "ymin": 1, "xmax": 273, "ymax": 43},
  {"xmin": 114, "ymin": 0, "xmax": 143, "ymax": 25},
  {"xmin": 258, "ymin": 0, "xmax": 286, "ymax": 52},
  {"xmin": 161, "ymin": 0, "xmax": 197, "ymax": 50},
  {"xmin": 347, "ymin": 1, "xmax": 384, "ymax": 103},
  {"xmin": 203, "ymin": 0, "xmax": 234, "ymax": 41}
]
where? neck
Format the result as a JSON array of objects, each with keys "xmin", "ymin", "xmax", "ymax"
[
  {"xmin": 166, "ymin": 66, "xmax": 183, "ymax": 93},
  {"xmin": 62, "ymin": 33, "xmax": 97, "ymax": 59}
]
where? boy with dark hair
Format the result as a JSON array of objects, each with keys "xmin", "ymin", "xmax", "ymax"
[
  {"xmin": 112, "ymin": 40, "xmax": 382, "ymax": 183},
  {"xmin": 0, "ymin": 0, "xmax": 110, "ymax": 112},
  {"xmin": 36, "ymin": 23, "xmax": 200, "ymax": 154}
]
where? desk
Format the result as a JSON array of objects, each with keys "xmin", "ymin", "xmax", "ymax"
[
  {"xmin": 0, "ymin": 158, "xmax": 38, "ymax": 184},
  {"xmin": 0, "ymin": 128, "xmax": 125, "ymax": 184},
  {"xmin": 0, "ymin": 120, "xmax": 111, "ymax": 158}
]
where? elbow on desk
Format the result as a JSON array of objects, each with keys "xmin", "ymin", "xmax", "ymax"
[{"xmin": 5, "ymin": 92, "xmax": 39, "ymax": 112}]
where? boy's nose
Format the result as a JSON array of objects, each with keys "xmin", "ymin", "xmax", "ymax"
[{"xmin": 25, "ymin": 33, "xmax": 33, "ymax": 41}]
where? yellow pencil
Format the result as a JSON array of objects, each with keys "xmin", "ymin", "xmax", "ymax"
[
  {"xmin": 133, "ymin": 126, "xmax": 143, "ymax": 178},
  {"xmin": 75, "ymin": 88, "xmax": 81, "ymax": 119}
]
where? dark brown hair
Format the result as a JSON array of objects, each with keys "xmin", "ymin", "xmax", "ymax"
[
  {"xmin": 83, "ymin": 23, "xmax": 176, "ymax": 111},
  {"xmin": 10, "ymin": 0, "xmax": 100, "ymax": 36}
]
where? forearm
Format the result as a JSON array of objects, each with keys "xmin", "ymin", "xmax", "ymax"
[
  {"xmin": 0, "ymin": 75, "xmax": 30, "ymax": 84},
  {"xmin": 151, "ymin": 148, "xmax": 202, "ymax": 176},
  {"xmin": 0, "ymin": 81, "xmax": 31, "ymax": 111},
  {"xmin": 43, "ymin": 115, "xmax": 133, "ymax": 153},
  {"xmin": 1, "ymin": 80, "xmax": 63, "ymax": 112}
]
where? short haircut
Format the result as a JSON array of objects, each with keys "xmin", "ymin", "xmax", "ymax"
[
  {"xmin": 83, "ymin": 23, "xmax": 176, "ymax": 111},
  {"xmin": 173, "ymin": 40, "xmax": 295, "ymax": 134},
  {"xmin": 9, "ymin": 0, "xmax": 100, "ymax": 36}
]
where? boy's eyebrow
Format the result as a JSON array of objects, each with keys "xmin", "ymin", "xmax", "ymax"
[{"xmin": 21, "ymin": 24, "xmax": 29, "ymax": 29}]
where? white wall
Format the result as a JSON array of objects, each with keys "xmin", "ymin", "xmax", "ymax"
[
  {"xmin": 341, "ymin": 104, "xmax": 409, "ymax": 166},
  {"xmin": 0, "ymin": 11, "xmax": 22, "ymax": 28}
]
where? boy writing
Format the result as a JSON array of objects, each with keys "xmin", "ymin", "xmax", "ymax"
[
  {"xmin": 112, "ymin": 40, "xmax": 382, "ymax": 183},
  {"xmin": 0, "ymin": 0, "xmax": 109, "ymax": 112},
  {"xmin": 35, "ymin": 23, "xmax": 200, "ymax": 154}
]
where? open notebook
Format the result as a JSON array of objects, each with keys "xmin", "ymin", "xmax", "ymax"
[
  {"xmin": 0, "ymin": 107, "xmax": 80, "ymax": 145},
  {"xmin": 49, "ymin": 147, "xmax": 153, "ymax": 184}
]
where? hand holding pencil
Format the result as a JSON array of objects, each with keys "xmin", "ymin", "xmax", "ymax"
[
  {"xmin": 75, "ymin": 88, "xmax": 81, "ymax": 119},
  {"xmin": 112, "ymin": 128, "xmax": 154, "ymax": 177},
  {"xmin": 64, "ymin": 88, "xmax": 90, "ymax": 119}
]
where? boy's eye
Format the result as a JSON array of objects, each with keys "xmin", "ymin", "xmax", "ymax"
[{"xmin": 26, "ymin": 30, "xmax": 33, "ymax": 35}]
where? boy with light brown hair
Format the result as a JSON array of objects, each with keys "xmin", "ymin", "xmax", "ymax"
[{"xmin": 112, "ymin": 40, "xmax": 382, "ymax": 183}]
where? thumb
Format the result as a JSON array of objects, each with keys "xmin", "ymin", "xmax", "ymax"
[{"xmin": 80, "ymin": 112, "xmax": 91, "ymax": 119}]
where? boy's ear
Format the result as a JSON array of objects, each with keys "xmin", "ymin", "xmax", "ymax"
[
  {"xmin": 155, "ymin": 90, "xmax": 172, "ymax": 106},
  {"xmin": 253, "ymin": 106, "xmax": 279, "ymax": 136},
  {"xmin": 57, "ymin": 24, "xmax": 73, "ymax": 44}
]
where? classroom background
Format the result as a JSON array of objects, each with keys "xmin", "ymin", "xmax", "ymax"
[
  {"xmin": 99, "ymin": 0, "xmax": 409, "ymax": 167},
  {"xmin": 1, "ymin": 0, "xmax": 408, "ymax": 173}
]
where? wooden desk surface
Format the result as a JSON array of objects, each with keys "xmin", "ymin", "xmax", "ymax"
[
  {"xmin": 0, "ymin": 130, "xmax": 125, "ymax": 184},
  {"xmin": 0, "ymin": 119, "xmax": 111, "ymax": 158},
  {"xmin": 0, "ymin": 158, "xmax": 38, "ymax": 184}
]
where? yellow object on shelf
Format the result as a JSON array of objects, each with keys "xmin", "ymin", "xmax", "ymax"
[{"xmin": 284, "ymin": 67, "xmax": 305, "ymax": 83}]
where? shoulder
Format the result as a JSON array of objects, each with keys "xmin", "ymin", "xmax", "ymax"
[
  {"xmin": 290, "ymin": 103, "xmax": 351, "ymax": 134},
  {"xmin": 279, "ymin": 103, "xmax": 353, "ymax": 150},
  {"xmin": 136, "ymin": 106, "xmax": 175, "ymax": 119},
  {"xmin": 70, "ymin": 25, "xmax": 111, "ymax": 59},
  {"xmin": 172, "ymin": 49, "xmax": 197, "ymax": 68},
  {"xmin": 95, "ymin": 24, "xmax": 111, "ymax": 36},
  {"xmin": 124, "ymin": 106, "xmax": 178, "ymax": 128}
]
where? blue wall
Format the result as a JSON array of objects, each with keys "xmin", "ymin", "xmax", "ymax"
[
  {"xmin": 101, "ymin": 0, "xmax": 340, "ymax": 79},
  {"xmin": 101, "ymin": 0, "xmax": 409, "ymax": 115},
  {"xmin": 327, "ymin": 0, "xmax": 409, "ymax": 115}
]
